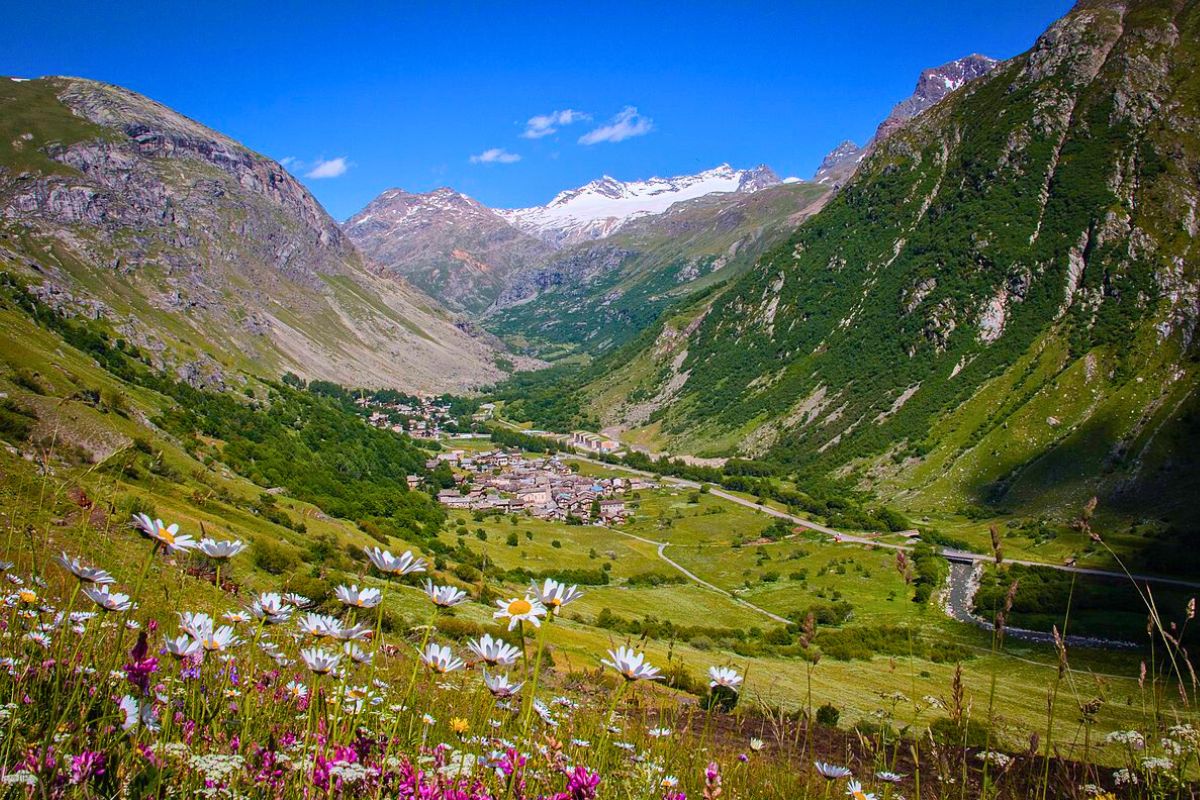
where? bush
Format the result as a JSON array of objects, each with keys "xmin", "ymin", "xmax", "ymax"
[
  {"xmin": 252, "ymin": 538, "xmax": 298, "ymax": 575},
  {"xmin": 626, "ymin": 571, "xmax": 686, "ymax": 588},
  {"xmin": 435, "ymin": 615, "xmax": 484, "ymax": 640},
  {"xmin": 815, "ymin": 703, "xmax": 840, "ymax": 728},
  {"xmin": 0, "ymin": 399, "xmax": 37, "ymax": 442},
  {"xmin": 929, "ymin": 716, "xmax": 990, "ymax": 748}
]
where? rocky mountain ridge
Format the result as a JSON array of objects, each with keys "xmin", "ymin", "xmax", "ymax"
[
  {"xmin": 345, "ymin": 187, "xmax": 554, "ymax": 313},
  {"xmin": 813, "ymin": 54, "xmax": 999, "ymax": 186},
  {"xmin": 497, "ymin": 163, "xmax": 783, "ymax": 247},
  {"xmin": 0, "ymin": 76, "xmax": 521, "ymax": 391}
]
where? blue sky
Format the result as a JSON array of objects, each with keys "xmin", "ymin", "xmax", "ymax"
[{"xmin": 6, "ymin": 1, "xmax": 1072, "ymax": 220}]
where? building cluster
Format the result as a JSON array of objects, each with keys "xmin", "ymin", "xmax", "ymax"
[
  {"xmin": 429, "ymin": 448, "xmax": 654, "ymax": 524},
  {"xmin": 357, "ymin": 395, "xmax": 456, "ymax": 439},
  {"xmin": 569, "ymin": 430, "xmax": 621, "ymax": 453}
]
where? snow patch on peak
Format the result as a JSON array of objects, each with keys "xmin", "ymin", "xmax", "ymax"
[{"xmin": 500, "ymin": 163, "xmax": 781, "ymax": 246}]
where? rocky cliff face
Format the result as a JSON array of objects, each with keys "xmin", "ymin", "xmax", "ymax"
[
  {"xmin": 584, "ymin": 0, "xmax": 1200, "ymax": 524},
  {"xmin": 345, "ymin": 187, "xmax": 554, "ymax": 313},
  {"xmin": 873, "ymin": 54, "xmax": 998, "ymax": 141},
  {"xmin": 813, "ymin": 140, "xmax": 865, "ymax": 186},
  {"xmin": 0, "ymin": 77, "xmax": 520, "ymax": 391},
  {"xmin": 812, "ymin": 55, "xmax": 998, "ymax": 187}
]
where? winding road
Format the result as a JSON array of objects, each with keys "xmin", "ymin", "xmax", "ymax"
[{"xmin": 567, "ymin": 453, "xmax": 1200, "ymax": 591}]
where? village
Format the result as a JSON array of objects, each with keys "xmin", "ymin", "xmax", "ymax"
[
  {"xmin": 425, "ymin": 448, "xmax": 656, "ymax": 525},
  {"xmin": 356, "ymin": 394, "xmax": 496, "ymax": 439}
]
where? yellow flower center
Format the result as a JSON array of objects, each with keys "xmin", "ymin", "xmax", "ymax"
[
  {"xmin": 451, "ymin": 717, "xmax": 469, "ymax": 734},
  {"xmin": 157, "ymin": 526, "xmax": 175, "ymax": 545},
  {"xmin": 853, "ymin": 792, "xmax": 868, "ymax": 800},
  {"xmin": 18, "ymin": 589, "xmax": 37, "ymax": 603},
  {"xmin": 507, "ymin": 598, "xmax": 532, "ymax": 615}
]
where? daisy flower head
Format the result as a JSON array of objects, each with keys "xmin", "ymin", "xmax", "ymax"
[
  {"xmin": 482, "ymin": 670, "xmax": 524, "ymax": 698},
  {"xmin": 493, "ymin": 595, "xmax": 547, "ymax": 631},
  {"xmin": 331, "ymin": 622, "xmax": 372, "ymax": 642},
  {"xmin": 845, "ymin": 779, "xmax": 876, "ymax": 800},
  {"xmin": 179, "ymin": 611, "xmax": 215, "ymax": 640},
  {"xmin": 222, "ymin": 610, "xmax": 251, "ymax": 625},
  {"xmin": 334, "ymin": 584, "xmax": 382, "ymax": 609},
  {"xmin": 602, "ymin": 646, "xmax": 662, "ymax": 682},
  {"xmin": 480, "ymin": 671, "xmax": 523, "ymax": 695},
  {"xmin": 164, "ymin": 635, "xmax": 201, "ymax": 660},
  {"xmin": 468, "ymin": 633, "xmax": 521, "ymax": 666},
  {"xmin": 197, "ymin": 538, "xmax": 246, "ymax": 560},
  {"xmin": 364, "ymin": 547, "xmax": 426, "ymax": 577},
  {"xmin": 55, "ymin": 552, "xmax": 115, "ymax": 585},
  {"xmin": 250, "ymin": 592, "xmax": 293, "ymax": 624},
  {"xmin": 82, "ymin": 586, "xmax": 134, "ymax": 612},
  {"xmin": 527, "ymin": 578, "xmax": 583, "ymax": 614},
  {"xmin": 196, "ymin": 624, "xmax": 240, "ymax": 652},
  {"xmin": 343, "ymin": 642, "xmax": 374, "ymax": 664},
  {"xmin": 285, "ymin": 680, "xmax": 309, "ymax": 701},
  {"xmin": 301, "ymin": 647, "xmax": 341, "ymax": 675},
  {"xmin": 420, "ymin": 643, "xmax": 465, "ymax": 674},
  {"xmin": 283, "ymin": 592, "xmax": 313, "ymax": 609},
  {"xmin": 708, "ymin": 665, "xmax": 743, "ymax": 691},
  {"xmin": 298, "ymin": 613, "xmax": 336, "ymax": 638},
  {"xmin": 875, "ymin": 771, "xmax": 905, "ymax": 783},
  {"xmin": 815, "ymin": 762, "xmax": 852, "ymax": 780},
  {"xmin": 131, "ymin": 514, "xmax": 196, "ymax": 554},
  {"xmin": 424, "ymin": 580, "xmax": 469, "ymax": 608}
]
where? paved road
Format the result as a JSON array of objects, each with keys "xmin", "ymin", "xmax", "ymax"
[{"xmin": 566, "ymin": 453, "xmax": 1200, "ymax": 591}]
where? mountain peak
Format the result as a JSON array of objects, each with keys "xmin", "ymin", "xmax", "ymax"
[
  {"xmin": 500, "ymin": 164, "xmax": 782, "ymax": 246},
  {"xmin": 813, "ymin": 54, "xmax": 998, "ymax": 186}
]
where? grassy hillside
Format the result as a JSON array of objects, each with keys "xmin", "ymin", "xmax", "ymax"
[
  {"xmin": 515, "ymin": 0, "xmax": 1200, "ymax": 543},
  {"xmin": 0, "ymin": 76, "xmax": 515, "ymax": 392}
]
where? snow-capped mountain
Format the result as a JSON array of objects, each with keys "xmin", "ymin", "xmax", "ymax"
[
  {"xmin": 812, "ymin": 54, "xmax": 998, "ymax": 187},
  {"xmin": 498, "ymin": 164, "xmax": 782, "ymax": 246},
  {"xmin": 813, "ymin": 141, "xmax": 866, "ymax": 186},
  {"xmin": 874, "ymin": 53, "xmax": 998, "ymax": 141}
]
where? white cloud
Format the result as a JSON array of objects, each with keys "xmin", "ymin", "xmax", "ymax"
[
  {"xmin": 521, "ymin": 109, "xmax": 590, "ymax": 139},
  {"xmin": 304, "ymin": 157, "xmax": 349, "ymax": 179},
  {"xmin": 470, "ymin": 147, "xmax": 521, "ymax": 164},
  {"xmin": 578, "ymin": 106, "xmax": 653, "ymax": 145},
  {"xmin": 279, "ymin": 156, "xmax": 298, "ymax": 168}
]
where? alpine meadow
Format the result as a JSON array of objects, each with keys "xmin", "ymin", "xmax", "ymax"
[{"xmin": 0, "ymin": 1, "xmax": 1198, "ymax": 799}]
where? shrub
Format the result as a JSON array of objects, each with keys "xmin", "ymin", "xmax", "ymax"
[
  {"xmin": 815, "ymin": 702, "xmax": 840, "ymax": 728},
  {"xmin": 252, "ymin": 538, "xmax": 298, "ymax": 575}
]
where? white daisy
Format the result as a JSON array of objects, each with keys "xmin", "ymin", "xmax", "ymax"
[
  {"xmin": 301, "ymin": 647, "xmax": 341, "ymax": 675},
  {"xmin": 363, "ymin": 547, "xmax": 426, "ymax": 576},
  {"xmin": 601, "ymin": 646, "xmax": 662, "ymax": 682},
  {"xmin": 493, "ymin": 596, "xmax": 547, "ymax": 631},
  {"xmin": 82, "ymin": 586, "xmax": 133, "ymax": 612},
  {"xmin": 55, "ymin": 552, "xmax": 115, "ymax": 584},
  {"xmin": 482, "ymin": 670, "xmax": 523, "ymax": 698},
  {"xmin": 423, "ymin": 580, "xmax": 469, "ymax": 608},
  {"xmin": 131, "ymin": 513, "xmax": 197, "ymax": 553},
  {"xmin": 334, "ymin": 584, "xmax": 382, "ymax": 609},
  {"xmin": 468, "ymin": 633, "xmax": 521, "ymax": 666},
  {"xmin": 419, "ymin": 643, "xmax": 464, "ymax": 674},
  {"xmin": 197, "ymin": 538, "xmax": 246, "ymax": 560},
  {"xmin": 708, "ymin": 665, "xmax": 743, "ymax": 691},
  {"xmin": 527, "ymin": 578, "xmax": 583, "ymax": 614}
]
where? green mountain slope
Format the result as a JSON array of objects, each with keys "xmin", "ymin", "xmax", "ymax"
[
  {"xmin": 0, "ymin": 77, "xmax": 519, "ymax": 392},
  {"xmin": 566, "ymin": 0, "xmax": 1199, "ymax": 526},
  {"xmin": 485, "ymin": 183, "xmax": 829, "ymax": 358}
]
